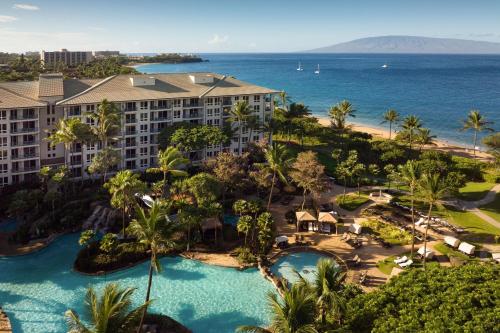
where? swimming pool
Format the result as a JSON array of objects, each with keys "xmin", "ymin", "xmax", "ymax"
[
  {"xmin": 223, "ymin": 214, "xmax": 239, "ymax": 227},
  {"xmin": 0, "ymin": 219, "xmax": 18, "ymax": 233},
  {"xmin": 271, "ymin": 251, "xmax": 336, "ymax": 284},
  {"xmin": 0, "ymin": 234, "xmax": 273, "ymax": 333}
]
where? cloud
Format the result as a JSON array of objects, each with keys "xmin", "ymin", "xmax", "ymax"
[
  {"xmin": 13, "ymin": 4, "xmax": 39, "ymax": 11},
  {"xmin": 208, "ymin": 34, "xmax": 228, "ymax": 44},
  {"xmin": 0, "ymin": 15, "xmax": 18, "ymax": 23}
]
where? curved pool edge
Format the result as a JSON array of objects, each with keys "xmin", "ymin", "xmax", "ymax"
[
  {"xmin": 0, "ymin": 231, "xmax": 69, "ymax": 258},
  {"xmin": 269, "ymin": 246, "xmax": 349, "ymax": 273}
]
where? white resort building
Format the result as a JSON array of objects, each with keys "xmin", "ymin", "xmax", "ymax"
[{"xmin": 0, "ymin": 72, "xmax": 277, "ymax": 187}]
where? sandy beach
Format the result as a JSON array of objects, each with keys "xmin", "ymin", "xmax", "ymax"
[{"xmin": 316, "ymin": 117, "xmax": 493, "ymax": 161}]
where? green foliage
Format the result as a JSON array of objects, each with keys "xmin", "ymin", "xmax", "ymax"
[
  {"xmin": 79, "ymin": 230, "xmax": 96, "ymax": 247},
  {"xmin": 73, "ymin": 58, "xmax": 138, "ymax": 78},
  {"xmin": 343, "ymin": 264, "xmax": 499, "ymax": 333},
  {"xmin": 337, "ymin": 194, "xmax": 370, "ymax": 211},
  {"xmin": 234, "ymin": 246, "xmax": 257, "ymax": 265},
  {"xmin": 458, "ymin": 181, "xmax": 495, "ymax": 201},
  {"xmin": 256, "ymin": 212, "xmax": 274, "ymax": 254},
  {"xmin": 361, "ymin": 219, "xmax": 412, "ymax": 245},
  {"xmin": 128, "ymin": 53, "xmax": 203, "ymax": 64},
  {"xmin": 186, "ymin": 172, "xmax": 221, "ymax": 207},
  {"xmin": 99, "ymin": 233, "xmax": 118, "ymax": 253},
  {"xmin": 168, "ymin": 124, "xmax": 228, "ymax": 152}
]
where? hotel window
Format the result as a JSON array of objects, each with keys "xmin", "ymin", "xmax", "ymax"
[
  {"xmin": 253, "ymin": 105, "xmax": 260, "ymax": 112},
  {"xmin": 140, "ymin": 124, "xmax": 148, "ymax": 133},
  {"xmin": 0, "ymin": 177, "xmax": 8, "ymax": 187},
  {"xmin": 0, "ymin": 138, "xmax": 6, "ymax": 147},
  {"xmin": 0, "ymin": 150, "xmax": 7, "ymax": 160},
  {"xmin": 140, "ymin": 159, "xmax": 148, "ymax": 168},
  {"xmin": 0, "ymin": 124, "xmax": 7, "ymax": 133},
  {"xmin": 214, "ymin": 119, "xmax": 220, "ymax": 126},
  {"xmin": 207, "ymin": 109, "xmax": 213, "ymax": 117},
  {"xmin": 87, "ymin": 143, "xmax": 95, "ymax": 150},
  {"xmin": 86, "ymin": 117, "xmax": 95, "ymax": 126},
  {"xmin": 140, "ymin": 147, "xmax": 148, "ymax": 156},
  {"xmin": 86, "ymin": 153, "xmax": 95, "ymax": 163},
  {"xmin": 0, "ymin": 111, "xmax": 5, "ymax": 120},
  {"xmin": 242, "ymin": 96, "xmax": 249, "ymax": 102},
  {"xmin": 68, "ymin": 106, "xmax": 81, "ymax": 116},
  {"xmin": 173, "ymin": 99, "xmax": 181, "ymax": 108},
  {"xmin": 207, "ymin": 119, "xmax": 213, "ymax": 126},
  {"xmin": 140, "ymin": 113, "xmax": 148, "ymax": 121},
  {"xmin": 86, "ymin": 105, "xmax": 95, "ymax": 112},
  {"xmin": 126, "ymin": 160, "xmax": 136, "ymax": 169},
  {"xmin": 206, "ymin": 151, "xmax": 213, "ymax": 157},
  {"xmin": 253, "ymin": 95, "xmax": 261, "ymax": 103},
  {"xmin": 242, "ymin": 137, "xmax": 248, "ymax": 143},
  {"xmin": 140, "ymin": 101, "xmax": 149, "ymax": 110},
  {"xmin": 253, "ymin": 135, "xmax": 259, "ymax": 141},
  {"xmin": 140, "ymin": 136, "xmax": 148, "ymax": 145},
  {"xmin": 214, "ymin": 108, "xmax": 220, "ymax": 116},
  {"xmin": 173, "ymin": 110, "xmax": 181, "ymax": 119},
  {"xmin": 0, "ymin": 164, "xmax": 7, "ymax": 174}
]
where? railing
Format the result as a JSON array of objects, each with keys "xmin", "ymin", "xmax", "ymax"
[
  {"xmin": 151, "ymin": 116, "xmax": 171, "ymax": 122},
  {"xmin": 10, "ymin": 114, "xmax": 38, "ymax": 120},
  {"xmin": 125, "ymin": 154, "xmax": 137, "ymax": 159},
  {"xmin": 11, "ymin": 166, "xmax": 39, "ymax": 173},
  {"xmin": 125, "ymin": 119, "xmax": 137, "ymax": 124},
  {"xmin": 151, "ymin": 105, "xmax": 172, "ymax": 110},
  {"xmin": 124, "ymin": 107, "xmax": 137, "ymax": 112},
  {"xmin": 10, "ymin": 127, "xmax": 39, "ymax": 134},
  {"xmin": 183, "ymin": 112, "xmax": 201, "ymax": 119},
  {"xmin": 222, "ymin": 99, "xmax": 232, "ymax": 106},
  {"xmin": 11, "ymin": 140, "xmax": 38, "ymax": 147},
  {"xmin": 125, "ymin": 130, "xmax": 137, "ymax": 135},
  {"xmin": 11, "ymin": 153, "xmax": 39, "ymax": 160}
]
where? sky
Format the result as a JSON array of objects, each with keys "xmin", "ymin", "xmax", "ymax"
[{"xmin": 1, "ymin": 0, "xmax": 500, "ymax": 53}]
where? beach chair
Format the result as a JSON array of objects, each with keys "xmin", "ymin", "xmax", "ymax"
[
  {"xmin": 399, "ymin": 259, "xmax": 413, "ymax": 268},
  {"xmin": 394, "ymin": 256, "xmax": 408, "ymax": 264}
]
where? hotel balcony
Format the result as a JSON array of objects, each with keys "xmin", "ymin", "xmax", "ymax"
[
  {"xmin": 125, "ymin": 130, "xmax": 137, "ymax": 136},
  {"xmin": 11, "ymin": 140, "xmax": 39, "ymax": 147},
  {"xmin": 125, "ymin": 118, "xmax": 137, "ymax": 124},
  {"xmin": 11, "ymin": 153, "xmax": 40, "ymax": 161},
  {"xmin": 124, "ymin": 106, "xmax": 137, "ymax": 112},
  {"xmin": 222, "ymin": 98, "xmax": 232, "ymax": 106},
  {"xmin": 10, "ymin": 114, "xmax": 38, "ymax": 121},
  {"xmin": 151, "ymin": 116, "xmax": 172, "ymax": 122},
  {"xmin": 150, "ymin": 105, "xmax": 172, "ymax": 110},
  {"xmin": 182, "ymin": 111, "xmax": 202, "ymax": 119},
  {"xmin": 10, "ymin": 127, "xmax": 39, "ymax": 134},
  {"xmin": 11, "ymin": 166, "xmax": 39, "ymax": 173}
]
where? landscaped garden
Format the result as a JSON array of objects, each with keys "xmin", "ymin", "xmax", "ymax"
[
  {"xmin": 336, "ymin": 194, "xmax": 371, "ymax": 211},
  {"xmin": 361, "ymin": 219, "xmax": 413, "ymax": 245}
]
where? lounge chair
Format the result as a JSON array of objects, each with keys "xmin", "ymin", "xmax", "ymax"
[
  {"xmin": 399, "ymin": 259, "xmax": 413, "ymax": 268},
  {"xmin": 394, "ymin": 256, "xmax": 408, "ymax": 264}
]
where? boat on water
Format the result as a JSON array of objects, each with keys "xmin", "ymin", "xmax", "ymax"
[
  {"xmin": 381, "ymin": 64, "xmax": 388, "ymax": 68},
  {"xmin": 297, "ymin": 62, "xmax": 303, "ymax": 71},
  {"xmin": 314, "ymin": 64, "xmax": 320, "ymax": 74}
]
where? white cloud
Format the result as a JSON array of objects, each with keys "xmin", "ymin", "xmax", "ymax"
[
  {"xmin": 13, "ymin": 4, "xmax": 39, "ymax": 11},
  {"xmin": 208, "ymin": 34, "xmax": 228, "ymax": 45},
  {"xmin": 0, "ymin": 15, "xmax": 18, "ymax": 23}
]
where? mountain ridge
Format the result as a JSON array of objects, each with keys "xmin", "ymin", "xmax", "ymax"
[{"xmin": 304, "ymin": 35, "xmax": 500, "ymax": 54}]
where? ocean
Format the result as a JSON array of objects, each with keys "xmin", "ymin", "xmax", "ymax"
[{"xmin": 136, "ymin": 53, "xmax": 500, "ymax": 147}]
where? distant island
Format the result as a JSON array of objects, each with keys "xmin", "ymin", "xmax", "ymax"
[
  {"xmin": 126, "ymin": 53, "xmax": 205, "ymax": 65},
  {"xmin": 304, "ymin": 35, "xmax": 500, "ymax": 54}
]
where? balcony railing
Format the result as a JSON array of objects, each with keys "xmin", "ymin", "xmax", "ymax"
[
  {"xmin": 125, "ymin": 119, "xmax": 137, "ymax": 124},
  {"xmin": 11, "ymin": 153, "xmax": 39, "ymax": 160},
  {"xmin": 125, "ymin": 154, "xmax": 137, "ymax": 159},
  {"xmin": 125, "ymin": 130, "xmax": 137, "ymax": 136},
  {"xmin": 151, "ymin": 116, "xmax": 171, "ymax": 122},
  {"xmin": 11, "ymin": 166, "xmax": 39, "ymax": 173},
  {"xmin": 124, "ymin": 107, "xmax": 137, "ymax": 112},
  {"xmin": 10, "ymin": 114, "xmax": 38, "ymax": 121},
  {"xmin": 183, "ymin": 112, "xmax": 201, "ymax": 119},
  {"xmin": 151, "ymin": 105, "xmax": 172, "ymax": 110},
  {"xmin": 10, "ymin": 127, "xmax": 39, "ymax": 134},
  {"xmin": 11, "ymin": 140, "xmax": 38, "ymax": 147}
]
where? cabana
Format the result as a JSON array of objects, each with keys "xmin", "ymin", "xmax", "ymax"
[
  {"xmin": 417, "ymin": 246, "xmax": 434, "ymax": 259},
  {"xmin": 318, "ymin": 212, "xmax": 337, "ymax": 234},
  {"xmin": 295, "ymin": 211, "xmax": 317, "ymax": 232},
  {"xmin": 492, "ymin": 253, "xmax": 500, "ymax": 264},
  {"xmin": 348, "ymin": 223, "xmax": 362, "ymax": 235},
  {"xmin": 444, "ymin": 236, "xmax": 460, "ymax": 248},
  {"xmin": 458, "ymin": 242, "xmax": 475, "ymax": 256}
]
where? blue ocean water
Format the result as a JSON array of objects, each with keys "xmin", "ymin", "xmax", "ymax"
[{"xmin": 137, "ymin": 53, "xmax": 500, "ymax": 147}]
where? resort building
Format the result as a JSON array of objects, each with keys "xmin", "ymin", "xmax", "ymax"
[
  {"xmin": 0, "ymin": 72, "xmax": 277, "ymax": 186},
  {"xmin": 41, "ymin": 49, "xmax": 94, "ymax": 67}
]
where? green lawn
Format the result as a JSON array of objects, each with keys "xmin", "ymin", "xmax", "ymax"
[
  {"xmin": 434, "ymin": 242, "xmax": 471, "ymax": 261},
  {"xmin": 445, "ymin": 206, "xmax": 500, "ymax": 236},
  {"xmin": 337, "ymin": 194, "xmax": 370, "ymax": 211},
  {"xmin": 479, "ymin": 193, "xmax": 500, "ymax": 223},
  {"xmin": 458, "ymin": 182, "xmax": 495, "ymax": 201},
  {"xmin": 361, "ymin": 219, "xmax": 412, "ymax": 245},
  {"xmin": 377, "ymin": 255, "xmax": 398, "ymax": 275}
]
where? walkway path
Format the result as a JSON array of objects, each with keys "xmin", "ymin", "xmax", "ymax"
[{"xmin": 459, "ymin": 184, "xmax": 500, "ymax": 229}]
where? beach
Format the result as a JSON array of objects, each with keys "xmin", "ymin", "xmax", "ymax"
[{"xmin": 316, "ymin": 117, "xmax": 493, "ymax": 161}]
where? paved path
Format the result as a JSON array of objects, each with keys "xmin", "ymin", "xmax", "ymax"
[{"xmin": 458, "ymin": 184, "xmax": 500, "ymax": 229}]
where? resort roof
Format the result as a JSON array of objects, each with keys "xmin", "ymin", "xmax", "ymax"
[
  {"xmin": 318, "ymin": 212, "xmax": 337, "ymax": 223},
  {"xmin": 296, "ymin": 211, "xmax": 316, "ymax": 222},
  {"xmin": 0, "ymin": 87, "xmax": 47, "ymax": 109},
  {"xmin": 201, "ymin": 217, "xmax": 222, "ymax": 232},
  {"xmin": 56, "ymin": 73, "xmax": 279, "ymax": 105}
]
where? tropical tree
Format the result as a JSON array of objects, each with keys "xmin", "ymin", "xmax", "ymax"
[
  {"xmin": 104, "ymin": 170, "xmax": 146, "ymax": 236},
  {"xmin": 178, "ymin": 205, "xmax": 202, "ymax": 251},
  {"xmin": 257, "ymin": 212, "xmax": 274, "ymax": 254},
  {"xmin": 237, "ymin": 215, "xmax": 253, "ymax": 246},
  {"xmin": 237, "ymin": 283, "xmax": 318, "ymax": 333},
  {"xmin": 88, "ymin": 147, "xmax": 121, "ymax": 183},
  {"xmin": 289, "ymin": 151, "xmax": 326, "ymax": 209},
  {"xmin": 208, "ymin": 152, "xmax": 246, "ymax": 204},
  {"xmin": 336, "ymin": 150, "xmax": 359, "ymax": 201},
  {"xmin": 381, "ymin": 109, "xmax": 400, "ymax": 140},
  {"xmin": 86, "ymin": 98, "xmax": 121, "ymax": 149},
  {"xmin": 261, "ymin": 143, "xmax": 294, "ymax": 209},
  {"xmin": 415, "ymin": 128, "xmax": 436, "ymax": 151},
  {"xmin": 128, "ymin": 200, "xmax": 179, "ymax": 332},
  {"xmin": 229, "ymin": 100, "xmax": 252, "ymax": 155},
  {"xmin": 328, "ymin": 100, "xmax": 356, "ymax": 130},
  {"xmin": 79, "ymin": 229, "xmax": 96, "ymax": 259},
  {"xmin": 400, "ymin": 115, "xmax": 422, "ymax": 152},
  {"xmin": 186, "ymin": 172, "xmax": 221, "ymax": 207},
  {"xmin": 397, "ymin": 160, "xmax": 420, "ymax": 258},
  {"xmin": 418, "ymin": 172, "xmax": 449, "ymax": 270},
  {"xmin": 147, "ymin": 146, "xmax": 189, "ymax": 196},
  {"xmin": 65, "ymin": 283, "xmax": 149, "ymax": 333},
  {"xmin": 461, "ymin": 110, "xmax": 494, "ymax": 156},
  {"xmin": 482, "ymin": 132, "xmax": 500, "ymax": 167},
  {"xmin": 46, "ymin": 118, "xmax": 80, "ymax": 168}
]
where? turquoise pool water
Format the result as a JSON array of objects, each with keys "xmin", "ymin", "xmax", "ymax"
[
  {"xmin": 223, "ymin": 214, "xmax": 239, "ymax": 227},
  {"xmin": 271, "ymin": 252, "xmax": 334, "ymax": 284},
  {"xmin": 0, "ymin": 234, "xmax": 273, "ymax": 333},
  {"xmin": 0, "ymin": 219, "xmax": 18, "ymax": 232}
]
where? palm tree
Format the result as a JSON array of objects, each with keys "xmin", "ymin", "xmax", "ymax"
[
  {"xmin": 328, "ymin": 100, "xmax": 356, "ymax": 130},
  {"xmin": 237, "ymin": 284, "xmax": 318, "ymax": 333},
  {"xmin": 65, "ymin": 283, "xmax": 149, "ymax": 333},
  {"xmin": 461, "ymin": 110, "xmax": 494, "ymax": 156},
  {"xmin": 229, "ymin": 100, "xmax": 252, "ymax": 155},
  {"xmin": 46, "ymin": 118, "xmax": 80, "ymax": 168},
  {"xmin": 104, "ymin": 170, "xmax": 146, "ymax": 236},
  {"xmin": 397, "ymin": 161, "xmax": 420, "ymax": 258},
  {"xmin": 128, "ymin": 200, "xmax": 179, "ymax": 333},
  {"xmin": 147, "ymin": 146, "xmax": 189, "ymax": 197},
  {"xmin": 418, "ymin": 173, "xmax": 449, "ymax": 270},
  {"xmin": 237, "ymin": 215, "xmax": 253, "ymax": 246},
  {"xmin": 416, "ymin": 128, "xmax": 436, "ymax": 151},
  {"xmin": 262, "ymin": 143, "xmax": 294, "ymax": 209},
  {"xmin": 401, "ymin": 115, "xmax": 422, "ymax": 152},
  {"xmin": 86, "ymin": 98, "xmax": 121, "ymax": 149},
  {"xmin": 381, "ymin": 109, "xmax": 400, "ymax": 140}
]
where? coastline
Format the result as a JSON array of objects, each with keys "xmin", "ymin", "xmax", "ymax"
[{"xmin": 316, "ymin": 116, "xmax": 492, "ymax": 160}]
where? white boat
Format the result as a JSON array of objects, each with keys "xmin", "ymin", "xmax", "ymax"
[
  {"xmin": 297, "ymin": 62, "xmax": 303, "ymax": 71},
  {"xmin": 314, "ymin": 64, "xmax": 320, "ymax": 74},
  {"xmin": 381, "ymin": 64, "xmax": 388, "ymax": 68}
]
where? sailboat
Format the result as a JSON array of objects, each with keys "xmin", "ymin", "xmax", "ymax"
[
  {"xmin": 297, "ymin": 62, "xmax": 303, "ymax": 71},
  {"xmin": 381, "ymin": 64, "xmax": 388, "ymax": 68},
  {"xmin": 314, "ymin": 64, "xmax": 320, "ymax": 74}
]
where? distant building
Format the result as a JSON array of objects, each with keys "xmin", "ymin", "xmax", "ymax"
[
  {"xmin": 41, "ymin": 49, "xmax": 93, "ymax": 67},
  {"xmin": 0, "ymin": 72, "xmax": 277, "ymax": 187},
  {"xmin": 92, "ymin": 51, "xmax": 121, "ymax": 59}
]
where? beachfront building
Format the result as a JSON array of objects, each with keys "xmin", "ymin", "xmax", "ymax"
[
  {"xmin": 0, "ymin": 72, "xmax": 276, "ymax": 186},
  {"xmin": 41, "ymin": 49, "xmax": 94, "ymax": 67}
]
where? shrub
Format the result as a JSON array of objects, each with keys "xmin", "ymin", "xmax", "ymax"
[
  {"xmin": 452, "ymin": 156, "xmax": 484, "ymax": 181},
  {"xmin": 234, "ymin": 246, "xmax": 257, "ymax": 265}
]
